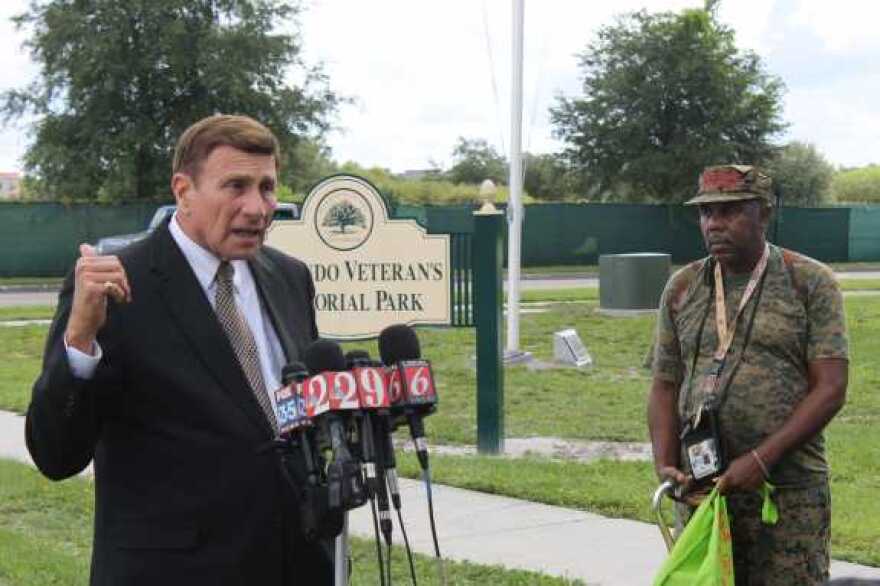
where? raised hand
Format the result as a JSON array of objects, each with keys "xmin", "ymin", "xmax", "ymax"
[{"xmin": 64, "ymin": 244, "xmax": 131, "ymax": 354}]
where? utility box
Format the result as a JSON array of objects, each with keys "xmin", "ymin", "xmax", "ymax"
[{"xmin": 599, "ymin": 253, "xmax": 670, "ymax": 310}]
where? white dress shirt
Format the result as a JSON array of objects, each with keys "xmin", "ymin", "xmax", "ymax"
[{"xmin": 67, "ymin": 214, "xmax": 287, "ymax": 418}]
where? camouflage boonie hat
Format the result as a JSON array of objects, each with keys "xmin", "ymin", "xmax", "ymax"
[{"xmin": 685, "ymin": 165, "xmax": 773, "ymax": 206}]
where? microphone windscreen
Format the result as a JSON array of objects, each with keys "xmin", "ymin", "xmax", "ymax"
[
  {"xmin": 344, "ymin": 349, "xmax": 371, "ymax": 369},
  {"xmin": 303, "ymin": 339, "xmax": 346, "ymax": 374},
  {"xmin": 378, "ymin": 324, "xmax": 421, "ymax": 365},
  {"xmin": 281, "ymin": 361, "xmax": 309, "ymax": 384}
]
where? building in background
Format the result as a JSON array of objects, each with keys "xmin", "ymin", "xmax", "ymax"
[
  {"xmin": 0, "ymin": 172, "xmax": 21, "ymax": 200},
  {"xmin": 400, "ymin": 168, "xmax": 442, "ymax": 180}
]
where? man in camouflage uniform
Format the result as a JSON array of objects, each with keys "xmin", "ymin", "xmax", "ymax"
[{"xmin": 647, "ymin": 165, "xmax": 849, "ymax": 585}]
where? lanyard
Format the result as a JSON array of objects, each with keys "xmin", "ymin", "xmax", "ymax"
[
  {"xmin": 711, "ymin": 243, "xmax": 770, "ymax": 363},
  {"xmin": 695, "ymin": 243, "xmax": 770, "ymax": 412}
]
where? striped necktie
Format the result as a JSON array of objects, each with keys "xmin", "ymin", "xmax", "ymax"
[{"xmin": 215, "ymin": 261, "xmax": 277, "ymax": 432}]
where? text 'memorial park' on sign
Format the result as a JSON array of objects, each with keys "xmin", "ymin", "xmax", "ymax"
[{"xmin": 267, "ymin": 175, "xmax": 451, "ymax": 340}]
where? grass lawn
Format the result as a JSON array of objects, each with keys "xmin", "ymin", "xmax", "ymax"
[
  {"xmin": 0, "ymin": 277, "xmax": 63, "ymax": 287},
  {"xmin": 517, "ymin": 280, "xmax": 878, "ymax": 305},
  {"xmin": 0, "ymin": 324, "xmax": 46, "ymax": 414},
  {"xmin": 2, "ymin": 294, "xmax": 878, "ymax": 566},
  {"xmin": 839, "ymin": 278, "xmax": 880, "ymax": 291},
  {"xmin": 0, "ymin": 459, "xmax": 581, "ymax": 585},
  {"xmin": 521, "ymin": 288, "xmax": 599, "ymax": 303},
  {"xmin": 0, "ymin": 306, "xmax": 56, "ymax": 321}
]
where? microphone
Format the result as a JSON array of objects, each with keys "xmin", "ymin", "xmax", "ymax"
[
  {"xmin": 276, "ymin": 361, "xmax": 319, "ymax": 486},
  {"xmin": 273, "ymin": 361, "xmax": 344, "ymax": 542},
  {"xmin": 351, "ymin": 353, "xmax": 403, "ymax": 511},
  {"xmin": 278, "ymin": 362, "xmax": 310, "ymax": 433},
  {"xmin": 379, "ymin": 324, "xmax": 438, "ymax": 471},
  {"xmin": 303, "ymin": 340, "xmax": 367, "ymax": 512},
  {"xmin": 344, "ymin": 350, "xmax": 382, "ymax": 497},
  {"xmin": 379, "ymin": 326, "xmax": 443, "ymax": 582},
  {"xmin": 346, "ymin": 349, "xmax": 396, "ymax": 545}
]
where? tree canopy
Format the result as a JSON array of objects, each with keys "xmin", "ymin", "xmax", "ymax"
[
  {"xmin": 522, "ymin": 153, "xmax": 590, "ymax": 201},
  {"xmin": 832, "ymin": 165, "xmax": 880, "ymax": 204},
  {"xmin": 446, "ymin": 137, "xmax": 507, "ymax": 186},
  {"xmin": 764, "ymin": 141, "xmax": 834, "ymax": 206},
  {"xmin": 2, "ymin": 0, "xmax": 340, "ymax": 201},
  {"xmin": 551, "ymin": 8, "xmax": 786, "ymax": 202}
]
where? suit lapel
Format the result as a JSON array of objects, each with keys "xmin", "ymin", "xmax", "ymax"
[
  {"xmin": 150, "ymin": 226, "xmax": 273, "ymax": 438},
  {"xmin": 249, "ymin": 251, "xmax": 303, "ymax": 365}
]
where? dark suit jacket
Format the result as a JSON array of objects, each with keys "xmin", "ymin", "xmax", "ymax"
[{"xmin": 26, "ymin": 224, "xmax": 333, "ymax": 585}]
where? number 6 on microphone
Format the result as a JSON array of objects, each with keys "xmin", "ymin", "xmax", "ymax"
[{"xmin": 399, "ymin": 360, "xmax": 437, "ymax": 407}]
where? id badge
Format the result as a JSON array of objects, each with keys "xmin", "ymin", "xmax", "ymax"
[
  {"xmin": 686, "ymin": 436, "xmax": 721, "ymax": 480},
  {"xmin": 681, "ymin": 403, "xmax": 726, "ymax": 482}
]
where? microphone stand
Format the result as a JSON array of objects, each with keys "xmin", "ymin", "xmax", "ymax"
[
  {"xmin": 327, "ymin": 415, "xmax": 362, "ymax": 586},
  {"xmin": 335, "ymin": 513, "xmax": 349, "ymax": 586}
]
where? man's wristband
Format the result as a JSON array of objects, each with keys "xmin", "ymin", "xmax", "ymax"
[{"xmin": 751, "ymin": 449, "xmax": 770, "ymax": 480}]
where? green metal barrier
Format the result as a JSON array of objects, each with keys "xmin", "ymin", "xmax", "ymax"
[
  {"xmin": 3, "ymin": 201, "xmax": 877, "ymax": 278},
  {"xmin": 774, "ymin": 206, "xmax": 850, "ymax": 263},
  {"xmin": 0, "ymin": 202, "xmax": 159, "ymax": 277},
  {"xmin": 849, "ymin": 206, "xmax": 880, "ymax": 262},
  {"xmin": 409, "ymin": 203, "xmax": 857, "ymax": 265},
  {"xmin": 450, "ymin": 233, "xmax": 474, "ymax": 327}
]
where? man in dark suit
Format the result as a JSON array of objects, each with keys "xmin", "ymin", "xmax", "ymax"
[{"xmin": 26, "ymin": 114, "xmax": 334, "ymax": 585}]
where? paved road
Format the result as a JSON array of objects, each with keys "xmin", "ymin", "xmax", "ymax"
[
  {"xmin": 518, "ymin": 270, "xmax": 880, "ymax": 291},
  {"xmin": 0, "ymin": 291, "xmax": 58, "ymax": 307}
]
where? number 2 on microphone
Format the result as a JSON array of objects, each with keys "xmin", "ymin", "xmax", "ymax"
[
  {"xmin": 331, "ymin": 372, "xmax": 359, "ymax": 410},
  {"xmin": 306, "ymin": 375, "xmax": 329, "ymax": 416}
]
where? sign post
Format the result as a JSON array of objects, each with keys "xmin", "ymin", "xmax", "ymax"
[{"xmin": 473, "ymin": 205, "xmax": 505, "ymax": 454}]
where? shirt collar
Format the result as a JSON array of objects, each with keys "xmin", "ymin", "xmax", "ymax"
[{"xmin": 169, "ymin": 213, "xmax": 248, "ymax": 292}]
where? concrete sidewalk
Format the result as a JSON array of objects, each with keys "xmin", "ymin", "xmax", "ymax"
[{"xmin": 1, "ymin": 409, "xmax": 878, "ymax": 584}]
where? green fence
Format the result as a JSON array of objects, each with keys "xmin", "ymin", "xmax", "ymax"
[
  {"xmin": 0, "ymin": 202, "xmax": 159, "ymax": 277},
  {"xmin": 0, "ymin": 201, "xmax": 874, "ymax": 277},
  {"xmin": 521, "ymin": 203, "xmax": 699, "ymax": 266},
  {"xmin": 402, "ymin": 203, "xmax": 854, "ymax": 266},
  {"xmin": 849, "ymin": 206, "xmax": 880, "ymax": 262}
]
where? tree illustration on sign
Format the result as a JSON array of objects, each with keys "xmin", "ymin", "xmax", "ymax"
[{"xmin": 322, "ymin": 200, "xmax": 367, "ymax": 234}]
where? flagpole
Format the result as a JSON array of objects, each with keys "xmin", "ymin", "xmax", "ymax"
[{"xmin": 505, "ymin": 0, "xmax": 527, "ymax": 361}]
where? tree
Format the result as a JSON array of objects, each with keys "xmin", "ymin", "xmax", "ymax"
[
  {"xmin": 551, "ymin": 8, "xmax": 786, "ymax": 202},
  {"xmin": 523, "ymin": 152, "xmax": 591, "ymax": 201},
  {"xmin": 447, "ymin": 137, "xmax": 507, "ymax": 185},
  {"xmin": 322, "ymin": 200, "xmax": 366, "ymax": 234},
  {"xmin": 832, "ymin": 165, "xmax": 880, "ymax": 203},
  {"xmin": 2, "ymin": 0, "xmax": 340, "ymax": 201},
  {"xmin": 764, "ymin": 142, "xmax": 834, "ymax": 206},
  {"xmin": 287, "ymin": 138, "xmax": 338, "ymax": 194}
]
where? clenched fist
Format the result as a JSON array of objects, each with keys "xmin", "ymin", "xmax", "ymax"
[{"xmin": 64, "ymin": 244, "xmax": 132, "ymax": 354}]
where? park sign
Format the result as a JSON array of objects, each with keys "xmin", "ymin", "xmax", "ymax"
[{"xmin": 266, "ymin": 175, "xmax": 451, "ymax": 340}]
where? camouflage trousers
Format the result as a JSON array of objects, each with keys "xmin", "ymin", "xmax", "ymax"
[{"xmin": 677, "ymin": 482, "xmax": 830, "ymax": 586}]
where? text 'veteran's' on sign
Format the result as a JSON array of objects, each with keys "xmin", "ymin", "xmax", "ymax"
[{"xmin": 267, "ymin": 175, "xmax": 451, "ymax": 340}]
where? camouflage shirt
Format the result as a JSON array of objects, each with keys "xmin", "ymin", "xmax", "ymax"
[{"xmin": 652, "ymin": 244, "xmax": 848, "ymax": 487}]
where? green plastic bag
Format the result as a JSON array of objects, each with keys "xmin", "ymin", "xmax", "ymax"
[{"xmin": 653, "ymin": 487, "xmax": 735, "ymax": 586}]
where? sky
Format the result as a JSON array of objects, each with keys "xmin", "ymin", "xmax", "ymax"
[{"xmin": 1, "ymin": 0, "xmax": 879, "ymax": 175}]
